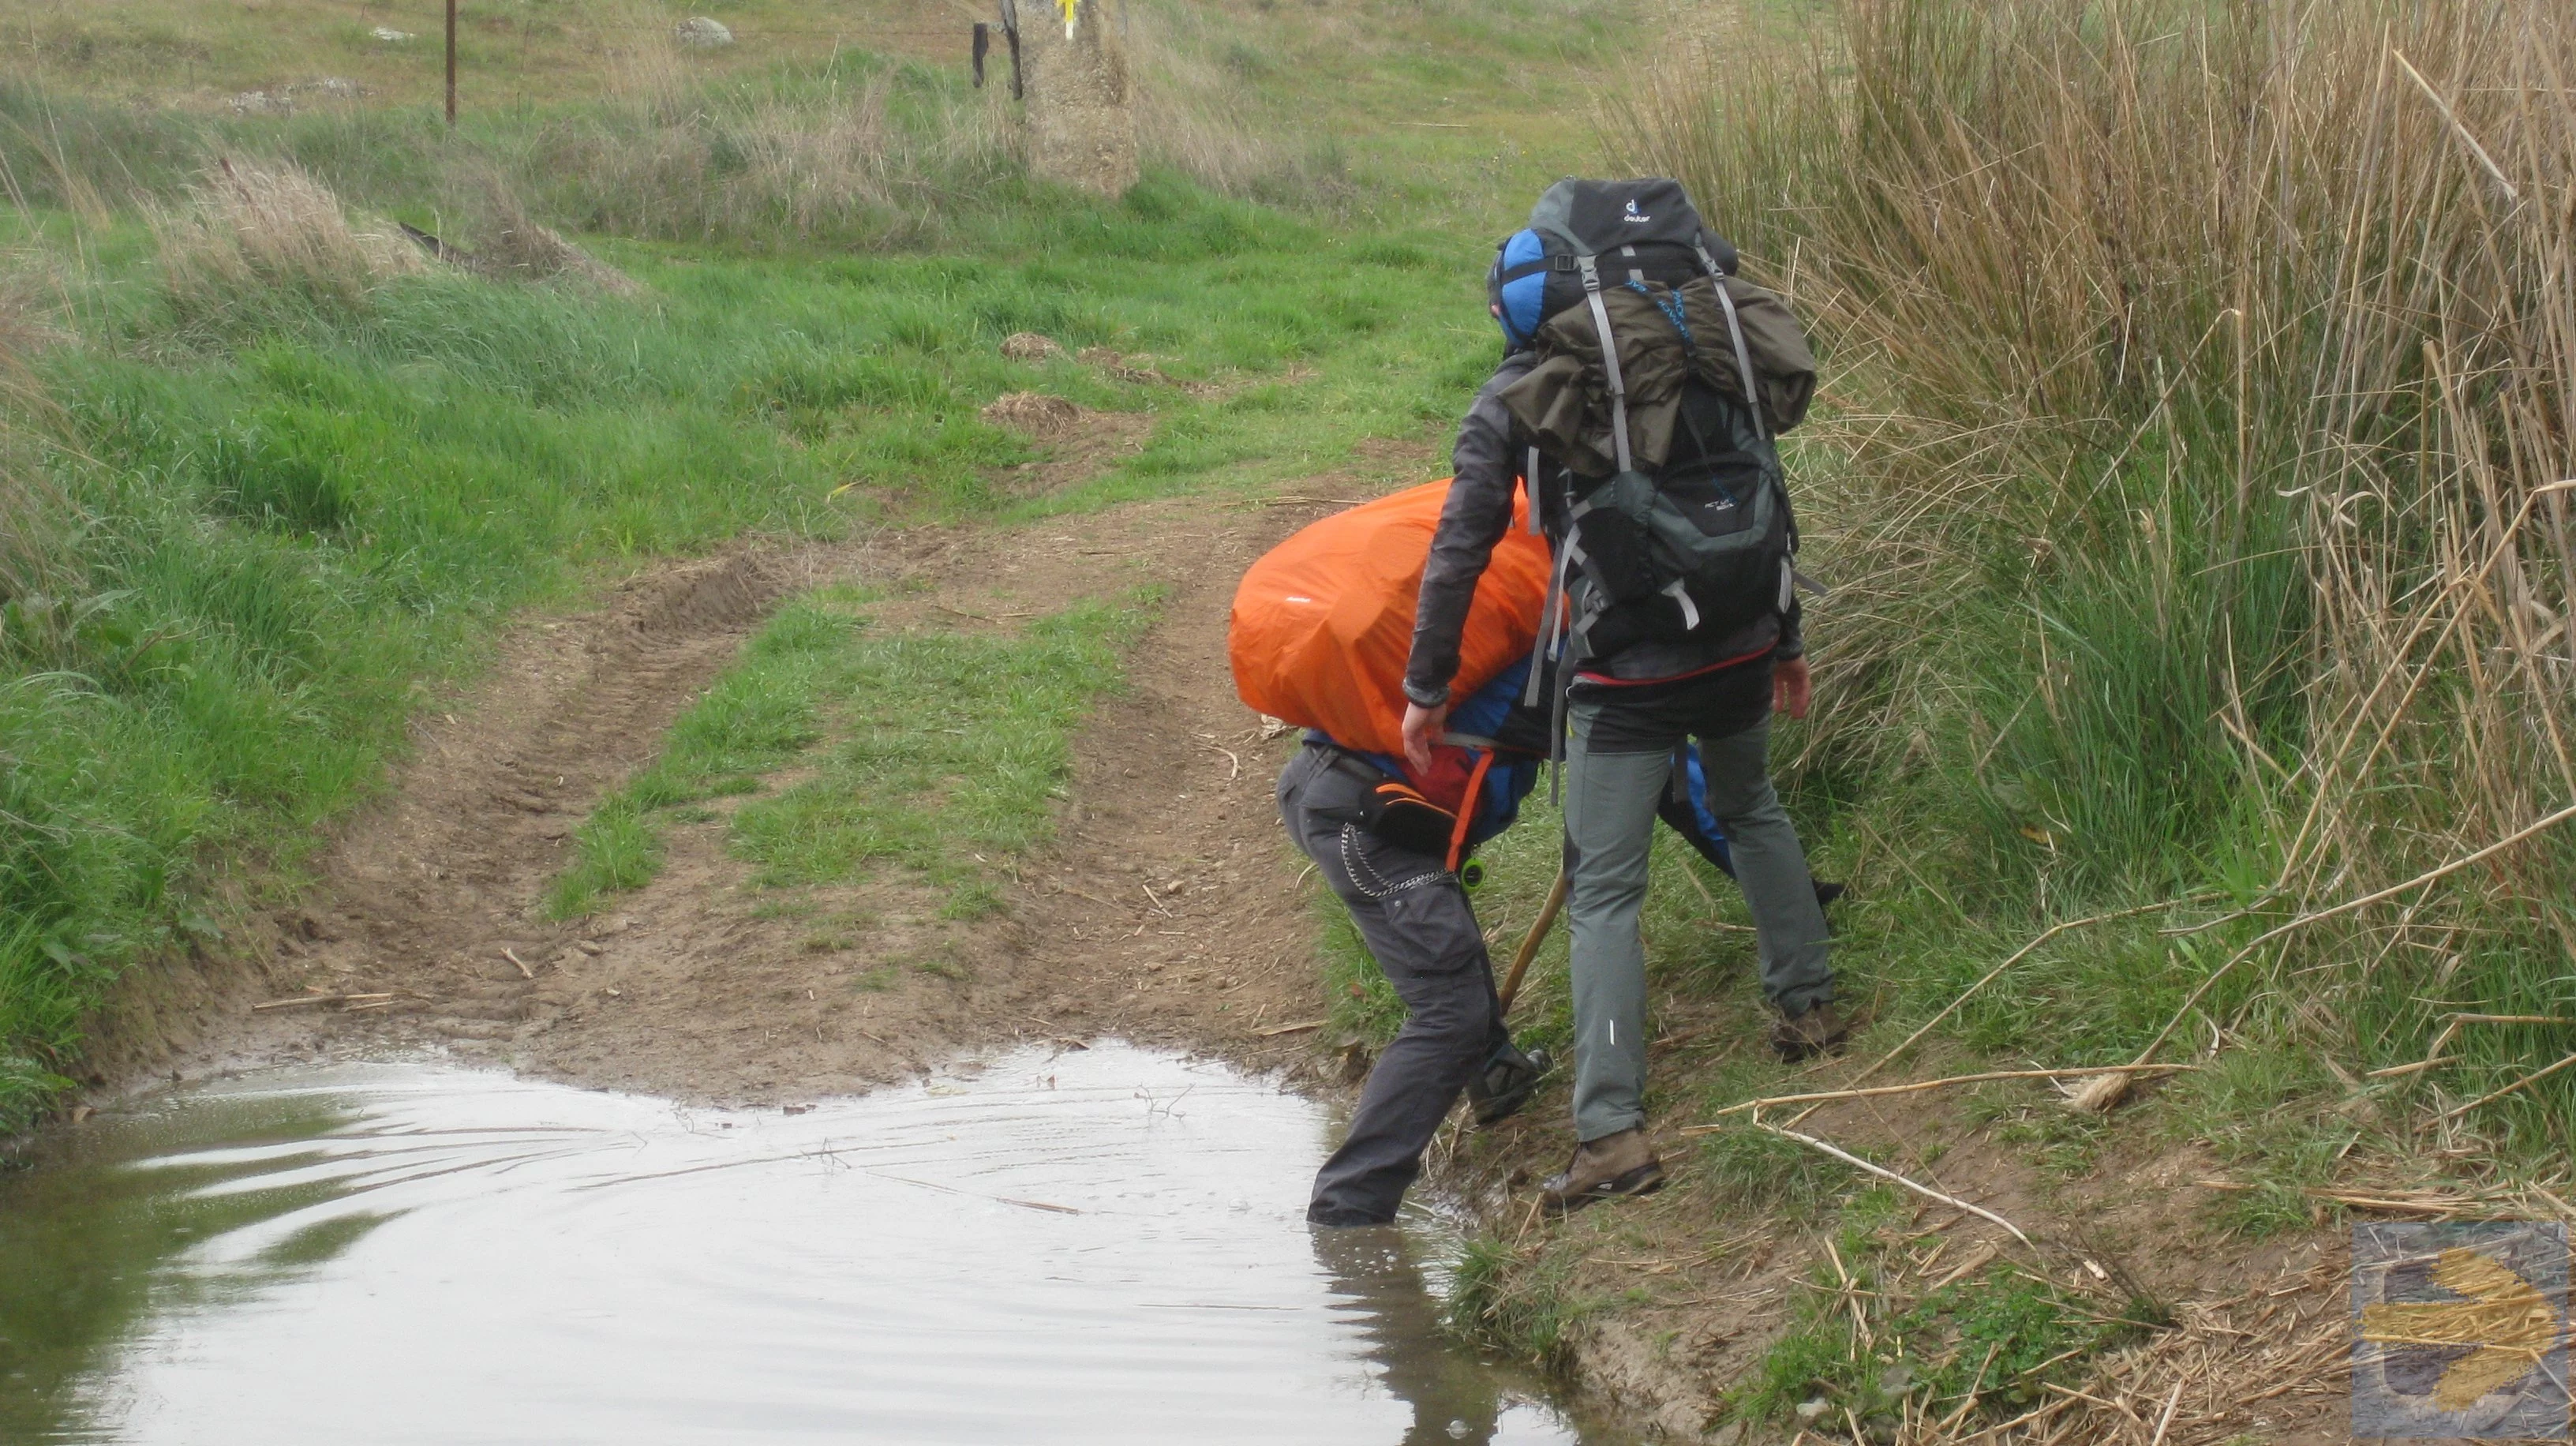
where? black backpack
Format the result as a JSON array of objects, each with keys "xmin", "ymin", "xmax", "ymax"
[{"xmin": 1490, "ymin": 178, "xmax": 1816, "ymax": 665}]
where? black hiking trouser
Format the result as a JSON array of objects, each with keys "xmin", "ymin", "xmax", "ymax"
[{"xmin": 1277, "ymin": 744, "xmax": 1508, "ymax": 1226}]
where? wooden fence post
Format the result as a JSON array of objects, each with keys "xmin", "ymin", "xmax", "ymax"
[{"xmin": 445, "ymin": 0, "xmax": 459, "ymax": 126}]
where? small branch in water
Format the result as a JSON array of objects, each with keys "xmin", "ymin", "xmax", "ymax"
[{"xmin": 253, "ymin": 992, "xmax": 395, "ymax": 1011}]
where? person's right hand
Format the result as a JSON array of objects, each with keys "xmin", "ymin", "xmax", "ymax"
[{"xmin": 1401, "ymin": 701, "xmax": 1448, "ymax": 775}]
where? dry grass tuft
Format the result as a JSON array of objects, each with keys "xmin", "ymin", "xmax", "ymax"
[
  {"xmin": 979, "ymin": 391, "xmax": 1080, "ymax": 440},
  {"xmin": 154, "ymin": 158, "xmax": 423, "ymax": 310},
  {"xmin": 542, "ymin": 69, "xmax": 1012, "ymax": 247},
  {"xmin": 444, "ymin": 167, "xmax": 642, "ymax": 296},
  {"xmin": 1121, "ymin": 3, "xmax": 1352, "ymax": 206}
]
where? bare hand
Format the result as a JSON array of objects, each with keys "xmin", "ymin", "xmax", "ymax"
[
  {"xmin": 1401, "ymin": 701, "xmax": 1448, "ymax": 775},
  {"xmin": 1773, "ymin": 657, "xmax": 1812, "ymax": 721}
]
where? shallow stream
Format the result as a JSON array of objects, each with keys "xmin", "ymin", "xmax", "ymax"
[{"xmin": 1, "ymin": 1043, "xmax": 1631, "ymax": 1444}]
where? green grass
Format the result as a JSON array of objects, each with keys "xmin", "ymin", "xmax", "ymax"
[
  {"xmin": 1616, "ymin": 0, "xmax": 2576, "ymax": 1167},
  {"xmin": 1447, "ymin": 1235, "xmax": 1599, "ymax": 1369},
  {"xmin": 548, "ymin": 587, "xmax": 1155, "ymax": 919},
  {"xmin": 0, "ymin": 0, "xmax": 1697, "ymax": 1132},
  {"xmin": 1724, "ymin": 1189, "xmax": 2161, "ymax": 1430}
]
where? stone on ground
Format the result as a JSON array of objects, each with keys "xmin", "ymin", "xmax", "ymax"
[{"xmin": 676, "ymin": 17, "xmax": 734, "ymax": 48}]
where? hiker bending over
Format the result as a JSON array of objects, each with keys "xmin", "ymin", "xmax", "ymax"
[
  {"xmin": 1403, "ymin": 179, "xmax": 1844, "ymax": 1213},
  {"xmin": 1236, "ymin": 478, "xmax": 1580, "ymax": 1225},
  {"xmin": 1273, "ymin": 655, "xmax": 1554, "ymax": 1227}
]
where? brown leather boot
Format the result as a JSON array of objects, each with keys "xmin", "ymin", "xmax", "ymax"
[
  {"xmin": 1769, "ymin": 1001, "xmax": 1851, "ymax": 1061},
  {"xmin": 1538, "ymin": 1128, "xmax": 1664, "ymax": 1213}
]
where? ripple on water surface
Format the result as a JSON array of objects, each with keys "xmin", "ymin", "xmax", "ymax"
[{"xmin": 0, "ymin": 1044, "xmax": 1629, "ymax": 1444}]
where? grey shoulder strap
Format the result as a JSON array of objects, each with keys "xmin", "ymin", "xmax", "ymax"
[
  {"xmin": 1694, "ymin": 242, "xmax": 1769, "ymax": 442},
  {"xmin": 1574, "ymin": 254, "xmax": 1634, "ymax": 474}
]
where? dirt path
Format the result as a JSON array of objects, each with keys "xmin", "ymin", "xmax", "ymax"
[{"xmin": 129, "ymin": 476, "xmax": 1356, "ymax": 1107}]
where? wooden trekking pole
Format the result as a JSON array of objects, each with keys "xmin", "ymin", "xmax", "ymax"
[{"xmin": 1496, "ymin": 871, "xmax": 1568, "ymax": 1015}]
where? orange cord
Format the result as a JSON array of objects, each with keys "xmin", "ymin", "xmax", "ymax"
[{"xmin": 1444, "ymin": 751, "xmax": 1496, "ymax": 873}]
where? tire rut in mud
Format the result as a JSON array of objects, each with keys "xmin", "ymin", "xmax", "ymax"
[
  {"xmin": 264, "ymin": 546, "xmax": 841, "ymax": 1061},
  {"xmin": 218, "ymin": 494, "xmax": 1351, "ymax": 1105}
]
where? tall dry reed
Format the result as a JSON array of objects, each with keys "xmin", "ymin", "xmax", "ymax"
[{"xmin": 1623, "ymin": 0, "xmax": 2576, "ymax": 1122}]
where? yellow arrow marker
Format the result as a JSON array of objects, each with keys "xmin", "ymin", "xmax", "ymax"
[{"xmin": 2361, "ymin": 1246, "xmax": 2563, "ymax": 1410}]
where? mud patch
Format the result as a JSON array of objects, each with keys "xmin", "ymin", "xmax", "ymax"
[{"xmin": 992, "ymin": 405, "xmax": 1157, "ymax": 497}]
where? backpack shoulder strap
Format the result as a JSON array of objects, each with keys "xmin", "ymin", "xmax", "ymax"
[
  {"xmin": 1693, "ymin": 242, "xmax": 1769, "ymax": 444},
  {"xmin": 1574, "ymin": 253, "xmax": 1635, "ymax": 474}
]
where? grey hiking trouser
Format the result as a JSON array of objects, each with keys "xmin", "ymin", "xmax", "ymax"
[
  {"xmin": 1563, "ymin": 705, "xmax": 1832, "ymax": 1143},
  {"xmin": 1278, "ymin": 744, "xmax": 1507, "ymax": 1225}
]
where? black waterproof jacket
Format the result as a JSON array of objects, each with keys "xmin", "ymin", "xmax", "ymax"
[{"xmin": 1402, "ymin": 353, "xmax": 1802, "ymax": 709}]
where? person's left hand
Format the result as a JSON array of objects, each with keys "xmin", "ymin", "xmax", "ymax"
[{"xmin": 1774, "ymin": 657, "xmax": 1812, "ymax": 721}]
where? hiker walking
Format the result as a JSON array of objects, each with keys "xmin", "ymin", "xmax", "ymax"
[{"xmin": 1401, "ymin": 178, "xmax": 1844, "ymax": 1213}]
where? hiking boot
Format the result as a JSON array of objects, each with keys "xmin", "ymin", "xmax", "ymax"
[
  {"xmin": 1769, "ymin": 1001, "xmax": 1851, "ymax": 1062},
  {"xmin": 1538, "ymin": 1128, "xmax": 1664, "ymax": 1213},
  {"xmin": 1468, "ymin": 1043, "xmax": 1550, "ymax": 1128}
]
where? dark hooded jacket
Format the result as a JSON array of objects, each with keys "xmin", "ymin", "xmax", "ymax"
[{"xmin": 1401, "ymin": 353, "xmax": 1802, "ymax": 710}]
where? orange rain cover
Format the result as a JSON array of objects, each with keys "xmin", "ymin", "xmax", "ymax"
[{"xmin": 1229, "ymin": 478, "xmax": 1550, "ymax": 757}]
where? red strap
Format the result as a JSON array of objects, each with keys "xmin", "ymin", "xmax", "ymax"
[
  {"xmin": 1571, "ymin": 642, "xmax": 1774, "ymax": 688},
  {"xmin": 1444, "ymin": 750, "xmax": 1496, "ymax": 874}
]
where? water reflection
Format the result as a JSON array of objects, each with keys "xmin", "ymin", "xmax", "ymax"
[
  {"xmin": 1315, "ymin": 1225, "xmax": 1515, "ymax": 1444},
  {"xmin": 0, "ymin": 1047, "xmax": 1627, "ymax": 1444},
  {"xmin": 0, "ymin": 1091, "xmax": 365, "ymax": 1444}
]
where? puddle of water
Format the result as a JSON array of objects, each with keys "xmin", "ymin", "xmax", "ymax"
[{"xmin": 0, "ymin": 1045, "xmax": 1634, "ymax": 1444}]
